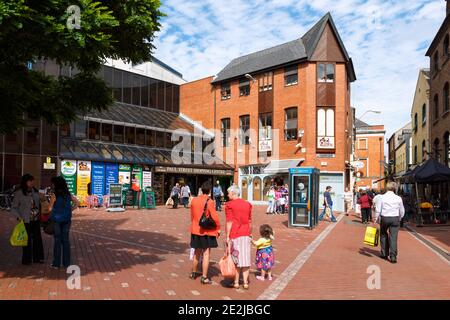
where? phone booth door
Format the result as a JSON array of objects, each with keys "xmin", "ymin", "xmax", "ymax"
[{"xmin": 289, "ymin": 174, "xmax": 311, "ymax": 228}]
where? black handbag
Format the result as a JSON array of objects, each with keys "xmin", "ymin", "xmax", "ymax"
[
  {"xmin": 43, "ymin": 220, "xmax": 55, "ymax": 235},
  {"xmin": 199, "ymin": 199, "xmax": 217, "ymax": 230}
]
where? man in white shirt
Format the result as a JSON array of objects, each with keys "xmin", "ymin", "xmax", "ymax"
[
  {"xmin": 374, "ymin": 182, "xmax": 405, "ymax": 263},
  {"xmin": 343, "ymin": 188, "xmax": 353, "ymax": 216}
]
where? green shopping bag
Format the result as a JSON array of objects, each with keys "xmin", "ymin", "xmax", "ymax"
[{"xmin": 10, "ymin": 220, "xmax": 28, "ymax": 247}]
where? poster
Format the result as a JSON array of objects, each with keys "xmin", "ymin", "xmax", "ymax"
[
  {"xmin": 142, "ymin": 171, "xmax": 152, "ymax": 188},
  {"xmin": 105, "ymin": 163, "xmax": 119, "ymax": 195},
  {"xmin": 108, "ymin": 183, "xmax": 123, "ymax": 207},
  {"xmin": 91, "ymin": 162, "xmax": 105, "ymax": 205},
  {"xmin": 131, "ymin": 165, "xmax": 143, "ymax": 192},
  {"xmin": 61, "ymin": 160, "xmax": 77, "ymax": 195},
  {"xmin": 76, "ymin": 161, "xmax": 91, "ymax": 206}
]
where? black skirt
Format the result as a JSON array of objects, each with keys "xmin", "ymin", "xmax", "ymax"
[{"xmin": 190, "ymin": 234, "xmax": 218, "ymax": 249}]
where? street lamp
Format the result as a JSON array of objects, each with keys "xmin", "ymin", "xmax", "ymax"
[
  {"xmin": 357, "ymin": 110, "xmax": 381, "ymax": 121},
  {"xmin": 245, "ymin": 73, "xmax": 256, "ymax": 82}
]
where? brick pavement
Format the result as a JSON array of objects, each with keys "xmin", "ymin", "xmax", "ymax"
[{"xmin": 0, "ymin": 207, "xmax": 448, "ymax": 300}]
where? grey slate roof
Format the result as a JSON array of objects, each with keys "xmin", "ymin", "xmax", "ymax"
[
  {"xmin": 355, "ymin": 118, "xmax": 370, "ymax": 128},
  {"xmin": 212, "ymin": 12, "xmax": 356, "ymax": 84}
]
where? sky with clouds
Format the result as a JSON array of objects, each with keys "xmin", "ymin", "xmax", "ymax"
[{"xmin": 153, "ymin": 0, "xmax": 447, "ymax": 139}]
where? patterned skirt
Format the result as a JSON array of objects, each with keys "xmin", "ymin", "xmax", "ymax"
[
  {"xmin": 230, "ymin": 236, "xmax": 252, "ymax": 267},
  {"xmin": 255, "ymin": 246, "xmax": 275, "ymax": 271}
]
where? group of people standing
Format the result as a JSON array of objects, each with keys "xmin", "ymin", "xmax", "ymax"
[
  {"xmin": 266, "ymin": 184, "xmax": 288, "ymax": 214},
  {"xmin": 170, "ymin": 181, "xmax": 224, "ymax": 211},
  {"xmin": 10, "ymin": 174, "xmax": 79, "ymax": 268},
  {"xmin": 189, "ymin": 182, "xmax": 275, "ymax": 289}
]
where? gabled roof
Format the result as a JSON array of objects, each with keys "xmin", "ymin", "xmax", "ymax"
[
  {"xmin": 355, "ymin": 118, "xmax": 370, "ymax": 128},
  {"xmin": 212, "ymin": 12, "xmax": 356, "ymax": 84}
]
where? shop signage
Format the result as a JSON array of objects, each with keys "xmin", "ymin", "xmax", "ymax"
[
  {"xmin": 76, "ymin": 161, "xmax": 91, "ymax": 206},
  {"xmin": 105, "ymin": 163, "xmax": 119, "ymax": 195},
  {"xmin": 142, "ymin": 171, "xmax": 152, "ymax": 188},
  {"xmin": 91, "ymin": 162, "xmax": 105, "ymax": 205},
  {"xmin": 258, "ymin": 140, "xmax": 272, "ymax": 152},
  {"xmin": 154, "ymin": 166, "xmax": 233, "ymax": 176},
  {"xmin": 131, "ymin": 165, "xmax": 143, "ymax": 191},
  {"xmin": 43, "ymin": 157, "xmax": 55, "ymax": 170},
  {"xmin": 317, "ymin": 137, "xmax": 335, "ymax": 149},
  {"xmin": 108, "ymin": 183, "xmax": 123, "ymax": 207},
  {"xmin": 61, "ymin": 160, "xmax": 77, "ymax": 194}
]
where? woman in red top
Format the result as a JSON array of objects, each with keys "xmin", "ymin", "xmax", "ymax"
[
  {"xmin": 189, "ymin": 181, "xmax": 221, "ymax": 284},
  {"xmin": 357, "ymin": 190, "xmax": 373, "ymax": 224},
  {"xmin": 225, "ymin": 185, "xmax": 252, "ymax": 290}
]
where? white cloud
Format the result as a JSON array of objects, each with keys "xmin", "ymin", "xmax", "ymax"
[{"xmin": 153, "ymin": 0, "xmax": 447, "ymax": 138}]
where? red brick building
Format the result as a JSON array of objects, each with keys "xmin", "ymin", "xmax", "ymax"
[
  {"xmin": 180, "ymin": 13, "xmax": 356, "ymax": 211},
  {"xmin": 354, "ymin": 119, "xmax": 386, "ymax": 190}
]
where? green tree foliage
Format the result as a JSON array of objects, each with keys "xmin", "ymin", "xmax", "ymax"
[{"xmin": 0, "ymin": 0, "xmax": 164, "ymax": 133}]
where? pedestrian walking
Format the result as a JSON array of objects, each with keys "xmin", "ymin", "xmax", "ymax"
[
  {"xmin": 374, "ymin": 182, "xmax": 405, "ymax": 264},
  {"xmin": 189, "ymin": 181, "xmax": 221, "ymax": 284},
  {"xmin": 343, "ymin": 187, "xmax": 353, "ymax": 216},
  {"xmin": 213, "ymin": 181, "xmax": 223, "ymax": 211},
  {"xmin": 319, "ymin": 186, "xmax": 337, "ymax": 222},
  {"xmin": 10, "ymin": 174, "xmax": 44, "ymax": 265},
  {"xmin": 170, "ymin": 183, "xmax": 181, "ymax": 209},
  {"xmin": 357, "ymin": 190, "xmax": 373, "ymax": 224},
  {"xmin": 274, "ymin": 187, "xmax": 282, "ymax": 214},
  {"xmin": 48, "ymin": 177, "xmax": 79, "ymax": 269},
  {"xmin": 180, "ymin": 183, "xmax": 191, "ymax": 208},
  {"xmin": 266, "ymin": 186, "xmax": 276, "ymax": 214},
  {"xmin": 225, "ymin": 185, "xmax": 252, "ymax": 290},
  {"xmin": 252, "ymin": 224, "xmax": 275, "ymax": 281}
]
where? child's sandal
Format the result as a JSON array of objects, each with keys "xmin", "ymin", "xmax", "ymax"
[
  {"xmin": 243, "ymin": 283, "xmax": 249, "ymax": 290},
  {"xmin": 200, "ymin": 276, "xmax": 212, "ymax": 284}
]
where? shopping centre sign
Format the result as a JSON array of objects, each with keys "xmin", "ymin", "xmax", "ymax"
[{"xmin": 155, "ymin": 166, "xmax": 233, "ymax": 176}]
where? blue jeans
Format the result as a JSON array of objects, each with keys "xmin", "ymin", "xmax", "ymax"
[
  {"xmin": 214, "ymin": 196, "xmax": 222, "ymax": 211},
  {"xmin": 53, "ymin": 221, "xmax": 71, "ymax": 268},
  {"xmin": 319, "ymin": 205, "xmax": 337, "ymax": 222}
]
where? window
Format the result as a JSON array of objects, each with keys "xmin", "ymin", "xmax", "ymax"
[
  {"xmin": 414, "ymin": 113, "xmax": 418, "ymax": 132},
  {"xmin": 140, "ymin": 77, "xmax": 149, "ymax": 108},
  {"xmin": 157, "ymin": 81, "xmax": 165, "ymax": 110},
  {"xmin": 317, "ymin": 107, "xmax": 335, "ymax": 149},
  {"xmin": 414, "ymin": 145, "xmax": 418, "ymax": 164},
  {"xmin": 318, "ymin": 63, "xmax": 334, "ymax": 83},
  {"xmin": 284, "ymin": 65, "xmax": 298, "ymax": 86},
  {"xmin": 422, "ymin": 140, "xmax": 426, "ymax": 161},
  {"xmin": 358, "ymin": 138, "xmax": 368, "ymax": 150},
  {"xmin": 434, "ymin": 138, "xmax": 440, "ymax": 162},
  {"xmin": 122, "ymin": 71, "xmax": 132, "ymax": 104},
  {"xmin": 444, "ymin": 82, "xmax": 449, "ymax": 113},
  {"xmin": 101, "ymin": 123, "xmax": 112, "ymax": 141},
  {"xmin": 155, "ymin": 131, "xmax": 165, "ymax": 148},
  {"xmin": 149, "ymin": 79, "xmax": 157, "ymax": 108},
  {"xmin": 165, "ymin": 132, "xmax": 173, "ymax": 148},
  {"xmin": 146, "ymin": 130, "xmax": 155, "ymax": 147},
  {"xmin": 239, "ymin": 79, "xmax": 250, "ymax": 96},
  {"xmin": 221, "ymin": 83, "xmax": 231, "ymax": 100},
  {"xmin": 444, "ymin": 34, "xmax": 449, "ymax": 58},
  {"xmin": 221, "ymin": 118, "xmax": 230, "ymax": 147},
  {"xmin": 75, "ymin": 120, "xmax": 87, "ymax": 139},
  {"xmin": 258, "ymin": 72, "xmax": 273, "ymax": 91},
  {"xmin": 113, "ymin": 69, "xmax": 122, "ymax": 102},
  {"xmin": 165, "ymin": 82, "xmax": 173, "ymax": 112},
  {"xmin": 113, "ymin": 125, "xmax": 124, "ymax": 143},
  {"xmin": 284, "ymin": 107, "xmax": 298, "ymax": 141},
  {"xmin": 444, "ymin": 132, "xmax": 450, "ymax": 167},
  {"xmin": 239, "ymin": 115, "xmax": 250, "ymax": 145},
  {"xmin": 422, "ymin": 103, "xmax": 427, "ymax": 124},
  {"xmin": 434, "ymin": 51, "xmax": 439, "ymax": 74},
  {"xmin": 60, "ymin": 124, "xmax": 71, "ymax": 137},
  {"xmin": 259, "ymin": 113, "xmax": 272, "ymax": 141},
  {"xmin": 136, "ymin": 128, "xmax": 145, "ymax": 145},
  {"xmin": 434, "ymin": 94, "xmax": 439, "ymax": 121},
  {"xmin": 125, "ymin": 127, "xmax": 135, "ymax": 144},
  {"xmin": 88, "ymin": 121, "xmax": 100, "ymax": 140}
]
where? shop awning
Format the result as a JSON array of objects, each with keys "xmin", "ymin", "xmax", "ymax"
[{"xmin": 263, "ymin": 159, "xmax": 304, "ymax": 174}]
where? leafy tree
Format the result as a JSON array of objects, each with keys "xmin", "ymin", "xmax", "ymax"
[{"xmin": 0, "ymin": 0, "xmax": 164, "ymax": 133}]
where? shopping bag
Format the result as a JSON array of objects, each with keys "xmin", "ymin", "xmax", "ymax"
[
  {"xmin": 165, "ymin": 197, "xmax": 174, "ymax": 207},
  {"xmin": 364, "ymin": 226, "xmax": 379, "ymax": 247},
  {"xmin": 325, "ymin": 207, "xmax": 331, "ymax": 217},
  {"xmin": 10, "ymin": 220, "xmax": 28, "ymax": 247},
  {"xmin": 219, "ymin": 254, "xmax": 236, "ymax": 278}
]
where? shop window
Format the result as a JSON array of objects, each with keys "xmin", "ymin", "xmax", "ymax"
[
  {"xmin": 221, "ymin": 83, "xmax": 231, "ymax": 100},
  {"xmin": 258, "ymin": 72, "xmax": 273, "ymax": 92},
  {"xmin": 136, "ymin": 128, "xmax": 145, "ymax": 145},
  {"xmin": 146, "ymin": 130, "xmax": 155, "ymax": 147},
  {"xmin": 113, "ymin": 125, "xmax": 124, "ymax": 143},
  {"xmin": 88, "ymin": 121, "xmax": 101, "ymax": 140},
  {"xmin": 284, "ymin": 107, "xmax": 298, "ymax": 141},
  {"xmin": 239, "ymin": 79, "xmax": 250, "ymax": 96},
  {"xmin": 101, "ymin": 123, "xmax": 112, "ymax": 142},
  {"xmin": 122, "ymin": 71, "xmax": 132, "ymax": 104},
  {"xmin": 113, "ymin": 69, "xmax": 123, "ymax": 102},
  {"xmin": 141, "ymin": 77, "xmax": 149, "ymax": 108},
  {"xmin": 125, "ymin": 127, "xmax": 135, "ymax": 144},
  {"xmin": 259, "ymin": 113, "xmax": 272, "ymax": 141},
  {"xmin": 285, "ymin": 65, "xmax": 298, "ymax": 86},
  {"xmin": 239, "ymin": 115, "xmax": 250, "ymax": 145},
  {"xmin": 155, "ymin": 131, "xmax": 165, "ymax": 148},
  {"xmin": 317, "ymin": 107, "xmax": 335, "ymax": 149},
  {"xmin": 221, "ymin": 118, "xmax": 230, "ymax": 147},
  {"xmin": 318, "ymin": 63, "xmax": 334, "ymax": 83},
  {"xmin": 75, "ymin": 120, "xmax": 87, "ymax": 139}
]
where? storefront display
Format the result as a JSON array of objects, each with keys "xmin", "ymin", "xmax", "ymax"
[{"xmin": 61, "ymin": 160, "xmax": 77, "ymax": 195}]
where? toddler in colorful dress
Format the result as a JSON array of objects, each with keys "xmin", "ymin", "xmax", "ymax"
[{"xmin": 252, "ymin": 224, "xmax": 275, "ymax": 281}]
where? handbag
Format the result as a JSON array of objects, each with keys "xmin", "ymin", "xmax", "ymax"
[
  {"xmin": 199, "ymin": 199, "xmax": 217, "ymax": 230},
  {"xmin": 43, "ymin": 220, "xmax": 55, "ymax": 235},
  {"xmin": 219, "ymin": 253, "xmax": 236, "ymax": 278}
]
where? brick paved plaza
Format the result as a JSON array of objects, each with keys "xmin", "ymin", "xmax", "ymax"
[{"xmin": 0, "ymin": 206, "xmax": 449, "ymax": 300}]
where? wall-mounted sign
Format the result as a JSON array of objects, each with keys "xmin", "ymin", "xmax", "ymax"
[
  {"xmin": 43, "ymin": 157, "xmax": 55, "ymax": 170},
  {"xmin": 155, "ymin": 166, "xmax": 233, "ymax": 176},
  {"xmin": 317, "ymin": 137, "xmax": 335, "ymax": 149},
  {"xmin": 91, "ymin": 162, "xmax": 105, "ymax": 204},
  {"xmin": 61, "ymin": 160, "xmax": 77, "ymax": 194},
  {"xmin": 352, "ymin": 161, "xmax": 365, "ymax": 169},
  {"xmin": 259, "ymin": 140, "xmax": 272, "ymax": 152},
  {"xmin": 76, "ymin": 161, "xmax": 91, "ymax": 206},
  {"xmin": 142, "ymin": 171, "xmax": 152, "ymax": 188}
]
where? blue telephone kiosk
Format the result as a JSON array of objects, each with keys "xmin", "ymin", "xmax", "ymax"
[{"xmin": 288, "ymin": 167, "xmax": 320, "ymax": 229}]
